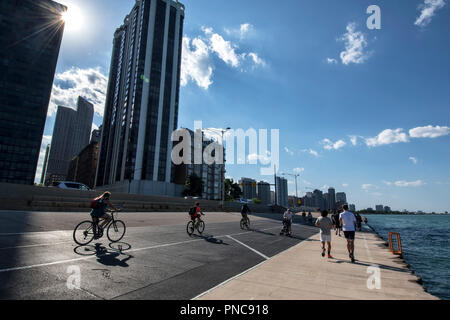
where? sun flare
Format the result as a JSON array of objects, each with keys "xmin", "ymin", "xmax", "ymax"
[{"xmin": 61, "ymin": 5, "xmax": 84, "ymax": 32}]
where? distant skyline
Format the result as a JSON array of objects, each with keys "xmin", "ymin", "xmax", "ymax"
[{"xmin": 35, "ymin": 0, "xmax": 450, "ymax": 212}]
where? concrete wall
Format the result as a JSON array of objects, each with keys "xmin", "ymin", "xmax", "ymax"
[{"xmin": 0, "ymin": 183, "xmax": 274, "ymax": 213}]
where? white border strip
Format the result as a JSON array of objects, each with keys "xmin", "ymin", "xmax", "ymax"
[{"xmin": 226, "ymin": 235, "xmax": 269, "ymax": 260}]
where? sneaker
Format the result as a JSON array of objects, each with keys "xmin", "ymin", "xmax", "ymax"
[
  {"xmin": 327, "ymin": 254, "xmax": 333, "ymax": 259},
  {"xmin": 321, "ymin": 249, "xmax": 325, "ymax": 257},
  {"xmin": 350, "ymin": 253, "xmax": 355, "ymax": 263}
]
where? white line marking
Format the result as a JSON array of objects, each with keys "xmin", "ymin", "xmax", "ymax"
[
  {"xmin": 193, "ymin": 232, "xmax": 319, "ymax": 300},
  {"xmin": 0, "ymin": 241, "xmax": 73, "ymax": 250},
  {"xmin": 226, "ymin": 235, "xmax": 269, "ymax": 260},
  {"xmin": 192, "ymin": 260, "xmax": 267, "ymax": 300},
  {"xmin": 0, "ymin": 225, "xmax": 280, "ymax": 274}
]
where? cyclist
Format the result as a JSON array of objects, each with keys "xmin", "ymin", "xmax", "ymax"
[
  {"xmin": 240, "ymin": 203, "xmax": 251, "ymax": 226},
  {"xmin": 190, "ymin": 202, "xmax": 205, "ymax": 227},
  {"xmin": 280, "ymin": 209, "xmax": 294, "ymax": 236},
  {"xmin": 90, "ymin": 191, "xmax": 118, "ymax": 239}
]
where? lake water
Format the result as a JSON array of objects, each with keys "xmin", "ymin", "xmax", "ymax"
[{"xmin": 367, "ymin": 214, "xmax": 450, "ymax": 300}]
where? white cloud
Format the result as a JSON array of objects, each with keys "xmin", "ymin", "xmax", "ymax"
[
  {"xmin": 247, "ymin": 52, "xmax": 267, "ymax": 67},
  {"xmin": 224, "ymin": 23, "xmax": 254, "ymax": 39},
  {"xmin": 247, "ymin": 151, "xmax": 271, "ymax": 164},
  {"xmin": 339, "ymin": 23, "xmax": 370, "ymax": 65},
  {"xmin": 383, "ymin": 180, "xmax": 425, "ymax": 187},
  {"xmin": 34, "ymin": 135, "xmax": 52, "ymax": 183},
  {"xmin": 342, "ymin": 183, "xmax": 349, "ymax": 187},
  {"xmin": 415, "ymin": 0, "xmax": 446, "ymax": 27},
  {"xmin": 349, "ymin": 135, "xmax": 358, "ymax": 146},
  {"xmin": 365, "ymin": 128, "xmax": 409, "ymax": 147},
  {"xmin": 182, "ymin": 26, "xmax": 265, "ymax": 89},
  {"xmin": 293, "ymin": 167, "xmax": 305, "ymax": 174},
  {"xmin": 49, "ymin": 67, "xmax": 108, "ymax": 117},
  {"xmin": 301, "ymin": 149, "xmax": 319, "ymax": 157},
  {"xmin": 181, "ymin": 37, "xmax": 214, "ymax": 89},
  {"xmin": 362, "ymin": 184, "xmax": 376, "ymax": 190},
  {"xmin": 322, "ymin": 138, "xmax": 346, "ymax": 150},
  {"xmin": 409, "ymin": 125, "xmax": 450, "ymax": 138},
  {"xmin": 409, "ymin": 156, "xmax": 418, "ymax": 164},
  {"xmin": 206, "ymin": 31, "xmax": 241, "ymax": 67},
  {"xmin": 326, "ymin": 58, "xmax": 338, "ymax": 64},
  {"xmin": 284, "ymin": 147, "xmax": 294, "ymax": 156},
  {"xmin": 394, "ymin": 180, "xmax": 425, "ymax": 187}
]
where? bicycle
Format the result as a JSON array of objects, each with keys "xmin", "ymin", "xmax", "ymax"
[
  {"xmin": 73, "ymin": 208, "xmax": 126, "ymax": 245},
  {"xmin": 240, "ymin": 216, "xmax": 250, "ymax": 230},
  {"xmin": 186, "ymin": 217, "xmax": 205, "ymax": 236}
]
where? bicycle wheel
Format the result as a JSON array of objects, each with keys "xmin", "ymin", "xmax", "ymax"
[
  {"xmin": 73, "ymin": 221, "xmax": 95, "ymax": 246},
  {"xmin": 187, "ymin": 221, "xmax": 195, "ymax": 236},
  {"xmin": 107, "ymin": 220, "xmax": 126, "ymax": 242},
  {"xmin": 240, "ymin": 219, "xmax": 246, "ymax": 230},
  {"xmin": 197, "ymin": 220, "xmax": 205, "ymax": 234}
]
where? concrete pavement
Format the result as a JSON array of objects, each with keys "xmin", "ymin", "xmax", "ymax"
[{"xmin": 195, "ymin": 226, "xmax": 437, "ymax": 300}]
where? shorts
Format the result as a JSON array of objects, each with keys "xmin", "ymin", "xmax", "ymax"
[
  {"xmin": 190, "ymin": 213, "xmax": 201, "ymax": 220},
  {"xmin": 320, "ymin": 233, "xmax": 331, "ymax": 242},
  {"xmin": 344, "ymin": 231, "xmax": 355, "ymax": 240}
]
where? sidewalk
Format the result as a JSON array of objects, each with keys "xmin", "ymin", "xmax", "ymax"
[{"xmin": 195, "ymin": 227, "xmax": 437, "ymax": 300}]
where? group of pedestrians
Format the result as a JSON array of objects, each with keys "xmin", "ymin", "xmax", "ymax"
[{"xmin": 315, "ymin": 204, "xmax": 359, "ymax": 263}]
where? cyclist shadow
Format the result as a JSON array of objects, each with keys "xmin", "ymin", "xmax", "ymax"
[
  {"xmin": 74, "ymin": 242, "xmax": 134, "ymax": 267},
  {"xmin": 190, "ymin": 234, "xmax": 229, "ymax": 246}
]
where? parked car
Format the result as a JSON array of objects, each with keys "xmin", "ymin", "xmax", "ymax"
[{"xmin": 52, "ymin": 181, "xmax": 91, "ymax": 191}]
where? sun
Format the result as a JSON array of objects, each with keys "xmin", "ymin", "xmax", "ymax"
[{"xmin": 61, "ymin": 5, "xmax": 84, "ymax": 32}]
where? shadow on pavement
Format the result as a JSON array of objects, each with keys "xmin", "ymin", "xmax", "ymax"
[
  {"xmin": 328, "ymin": 258, "xmax": 410, "ymax": 273},
  {"xmin": 73, "ymin": 242, "xmax": 134, "ymax": 267},
  {"xmin": 189, "ymin": 234, "xmax": 229, "ymax": 245}
]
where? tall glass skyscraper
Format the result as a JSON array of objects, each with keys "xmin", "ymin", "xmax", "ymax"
[
  {"xmin": 96, "ymin": 0, "xmax": 185, "ymax": 196},
  {"xmin": 45, "ymin": 97, "xmax": 94, "ymax": 185},
  {"xmin": 0, "ymin": 0, "xmax": 66, "ymax": 185}
]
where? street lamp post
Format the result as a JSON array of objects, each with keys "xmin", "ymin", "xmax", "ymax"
[{"xmin": 282, "ymin": 172, "xmax": 300, "ymax": 207}]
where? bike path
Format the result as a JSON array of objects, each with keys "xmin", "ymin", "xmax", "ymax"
[{"xmin": 0, "ymin": 213, "xmax": 318, "ymax": 299}]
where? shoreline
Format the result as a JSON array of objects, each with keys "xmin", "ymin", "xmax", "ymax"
[{"xmin": 366, "ymin": 222, "xmax": 432, "ymax": 297}]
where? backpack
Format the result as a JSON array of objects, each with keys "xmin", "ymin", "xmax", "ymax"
[
  {"xmin": 189, "ymin": 207, "xmax": 196, "ymax": 215},
  {"xmin": 90, "ymin": 197, "xmax": 101, "ymax": 209}
]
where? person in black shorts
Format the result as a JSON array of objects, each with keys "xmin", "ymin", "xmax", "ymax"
[{"xmin": 339, "ymin": 204, "xmax": 357, "ymax": 263}]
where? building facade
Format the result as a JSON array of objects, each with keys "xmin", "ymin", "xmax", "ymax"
[
  {"xmin": 328, "ymin": 187, "xmax": 336, "ymax": 211},
  {"xmin": 240, "ymin": 178, "xmax": 257, "ymax": 200},
  {"xmin": 257, "ymin": 181, "xmax": 271, "ymax": 205},
  {"xmin": 275, "ymin": 176, "xmax": 288, "ymax": 207},
  {"xmin": 40, "ymin": 144, "xmax": 50, "ymax": 184},
  {"xmin": 45, "ymin": 97, "xmax": 94, "ymax": 184},
  {"xmin": 173, "ymin": 129, "xmax": 224, "ymax": 200},
  {"xmin": 96, "ymin": 0, "xmax": 185, "ymax": 196},
  {"xmin": 67, "ymin": 142, "xmax": 100, "ymax": 189},
  {"xmin": 0, "ymin": 0, "xmax": 66, "ymax": 185},
  {"xmin": 375, "ymin": 205, "xmax": 384, "ymax": 212}
]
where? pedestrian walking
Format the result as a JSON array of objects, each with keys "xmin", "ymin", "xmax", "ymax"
[
  {"xmin": 339, "ymin": 204, "xmax": 357, "ymax": 263},
  {"xmin": 315, "ymin": 210, "xmax": 334, "ymax": 258}
]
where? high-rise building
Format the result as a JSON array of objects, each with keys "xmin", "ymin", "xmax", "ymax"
[
  {"xmin": 328, "ymin": 187, "xmax": 336, "ymax": 210},
  {"xmin": 349, "ymin": 204, "xmax": 356, "ymax": 212},
  {"xmin": 257, "ymin": 181, "xmax": 271, "ymax": 205},
  {"xmin": 336, "ymin": 192, "xmax": 347, "ymax": 203},
  {"xmin": 376, "ymin": 205, "xmax": 384, "ymax": 212},
  {"xmin": 45, "ymin": 97, "xmax": 94, "ymax": 184},
  {"xmin": 240, "ymin": 178, "xmax": 257, "ymax": 200},
  {"xmin": 91, "ymin": 126, "xmax": 102, "ymax": 144},
  {"xmin": 67, "ymin": 141, "xmax": 100, "ymax": 189},
  {"xmin": 275, "ymin": 176, "xmax": 288, "ymax": 207},
  {"xmin": 384, "ymin": 206, "xmax": 391, "ymax": 213},
  {"xmin": 40, "ymin": 144, "xmax": 51, "ymax": 184},
  {"xmin": 0, "ymin": 0, "xmax": 66, "ymax": 185},
  {"xmin": 96, "ymin": 0, "xmax": 185, "ymax": 196},
  {"xmin": 313, "ymin": 189, "xmax": 325, "ymax": 210},
  {"xmin": 173, "ymin": 129, "xmax": 224, "ymax": 200}
]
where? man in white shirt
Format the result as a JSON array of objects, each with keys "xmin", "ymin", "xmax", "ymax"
[
  {"xmin": 339, "ymin": 204, "xmax": 357, "ymax": 263},
  {"xmin": 280, "ymin": 209, "xmax": 294, "ymax": 236}
]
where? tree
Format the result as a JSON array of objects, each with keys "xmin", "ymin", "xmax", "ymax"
[
  {"xmin": 183, "ymin": 174, "xmax": 203, "ymax": 197},
  {"xmin": 230, "ymin": 181, "xmax": 242, "ymax": 200},
  {"xmin": 252, "ymin": 198, "xmax": 261, "ymax": 204},
  {"xmin": 224, "ymin": 178, "xmax": 232, "ymax": 201},
  {"xmin": 224, "ymin": 178, "xmax": 243, "ymax": 201}
]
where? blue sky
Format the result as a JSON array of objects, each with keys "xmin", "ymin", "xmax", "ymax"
[{"xmin": 36, "ymin": 0, "xmax": 450, "ymax": 212}]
